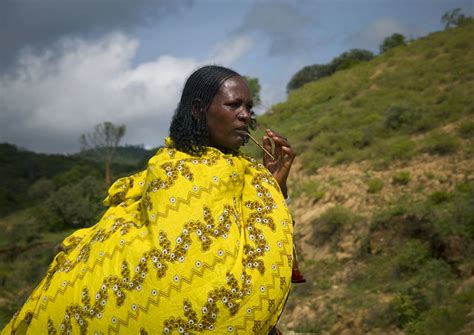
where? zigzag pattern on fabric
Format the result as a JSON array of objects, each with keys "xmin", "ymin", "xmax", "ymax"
[
  {"xmin": 153, "ymin": 176, "xmax": 245, "ymax": 220},
  {"xmin": 3, "ymin": 145, "xmax": 294, "ymax": 335},
  {"xmin": 106, "ymin": 225, "xmax": 293, "ymax": 335}
]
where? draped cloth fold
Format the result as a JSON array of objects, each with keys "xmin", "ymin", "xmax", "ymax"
[{"xmin": 2, "ymin": 142, "xmax": 293, "ymax": 335}]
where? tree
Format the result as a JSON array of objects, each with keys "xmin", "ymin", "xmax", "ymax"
[
  {"xmin": 287, "ymin": 49, "xmax": 374, "ymax": 92},
  {"xmin": 442, "ymin": 8, "xmax": 470, "ymax": 29},
  {"xmin": 328, "ymin": 49, "xmax": 374, "ymax": 72},
  {"xmin": 287, "ymin": 64, "xmax": 331, "ymax": 93},
  {"xmin": 79, "ymin": 122, "xmax": 126, "ymax": 185},
  {"xmin": 244, "ymin": 76, "xmax": 261, "ymax": 106},
  {"xmin": 379, "ymin": 33, "xmax": 406, "ymax": 53},
  {"xmin": 38, "ymin": 176, "xmax": 106, "ymax": 230}
]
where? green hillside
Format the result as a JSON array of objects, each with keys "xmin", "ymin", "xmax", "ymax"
[
  {"xmin": 0, "ymin": 143, "xmax": 156, "ymax": 326},
  {"xmin": 249, "ymin": 22, "xmax": 474, "ymax": 334},
  {"xmin": 247, "ymin": 21, "xmax": 474, "ymax": 171},
  {"xmin": 0, "ymin": 143, "xmax": 155, "ymax": 217}
]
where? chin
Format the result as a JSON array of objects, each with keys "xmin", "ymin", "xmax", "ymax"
[{"xmin": 211, "ymin": 135, "xmax": 245, "ymax": 151}]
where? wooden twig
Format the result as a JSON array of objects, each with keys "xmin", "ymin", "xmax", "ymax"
[{"xmin": 246, "ymin": 132, "xmax": 276, "ymax": 160}]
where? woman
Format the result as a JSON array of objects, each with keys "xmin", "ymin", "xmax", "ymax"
[{"xmin": 2, "ymin": 65, "xmax": 295, "ymax": 334}]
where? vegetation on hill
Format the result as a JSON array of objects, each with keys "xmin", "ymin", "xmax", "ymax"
[
  {"xmin": 286, "ymin": 48, "xmax": 374, "ymax": 93},
  {"xmin": 0, "ymin": 143, "xmax": 155, "ymax": 326},
  {"xmin": 246, "ymin": 20, "xmax": 474, "ymax": 173},
  {"xmin": 244, "ymin": 20, "xmax": 474, "ymax": 334}
]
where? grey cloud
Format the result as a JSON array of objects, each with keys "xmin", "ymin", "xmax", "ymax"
[
  {"xmin": 0, "ymin": 0, "xmax": 191, "ymax": 71},
  {"xmin": 0, "ymin": 34, "xmax": 198, "ymax": 153},
  {"xmin": 235, "ymin": 1, "xmax": 316, "ymax": 56}
]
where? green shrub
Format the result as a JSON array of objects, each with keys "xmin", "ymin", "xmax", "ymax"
[
  {"xmin": 451, "ymin": 186, "xmax": 474, "ymax": 239},
  {"xmin": 371, "ymin": 202, "xmax": 410, "ymax": 229},
  {"xmin": 410, "ymin": 284, "xmax": 474, "ymax": 335},
  {"xmin": 394, "ymin": 240, "xmax": 430, "ymax": 276},
  {"xmin": 367, "ymin": 178, "xmax": 384, "ymax": 193},
  {"xmin": 457, "ymin": 121, "xmax": 474, "ymax": 138},
  {"xmin": 38, "ymin": 176, "xmax": 106, "ymax": 231},
  {"xmin": 291, "ymin": 180, "xmax": 325, "ymax": 201},
  {"xmin": 428, "ymin": 190, "xmax": 451, "ymax": 204},
  {"xmin": 384, "ymin": 103, "xmax": 419, "ymax": 130},
  {"xmin": 27, "ymin": 178, "xmax": 55, "ymax": 201},
  {"xmin": 376, "ymin": 137, "xmax": 416, "ymax": 164},
  {"xmin": 420, "ymin": 131, "xmax": 459, "ymax": 155},
  {"xmin": 332, "ymin": 150, "xmax": 354, "ymax": 165},
  {"xmin": 390, "ymin": 257, "xmax": 455, "ymax": 330},
  {"xmin": 392, "ymin": 171, "xmax": 411, "ymax": 185},
  {"xmin": 392, "ymin": 293, "xmax": 419, "ymax": 328},
  {"xmin": 311, "ymin": 206, "xmax": 358, "ymax": 246}
]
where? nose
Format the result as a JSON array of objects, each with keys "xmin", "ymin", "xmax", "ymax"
[{"xmin": 237, "ymin": 106, "xmax": 251, "ymax": 123}]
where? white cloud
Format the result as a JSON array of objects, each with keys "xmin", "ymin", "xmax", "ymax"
[
  {"xmin": 0, "ymin": 33, "xmax": 199, "ymax": 153},
  {"xmin": 209, "ymin": 35, "xmax": 255, "ymax": 65},
  {"xmin": 0, "ymin": 31, "xmax": 256, "ymax": 153}
]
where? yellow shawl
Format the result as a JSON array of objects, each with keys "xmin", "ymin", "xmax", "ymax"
[{"xmin": 3, "ymin": 142, "xmax": 293, "ymax": 335}]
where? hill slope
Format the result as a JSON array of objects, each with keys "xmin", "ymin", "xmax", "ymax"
[
  {"xmin": 248, "ymin": 21, "xmax": 474, "ymax": 172},
  {"xmin": 250, "ymin": 23, "xmax": 474, "ymax": 334}
]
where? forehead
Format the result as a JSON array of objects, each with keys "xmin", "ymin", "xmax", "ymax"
[{"xmin": 215, "ymin": 76, "xmax": 251, "ymax": 99}]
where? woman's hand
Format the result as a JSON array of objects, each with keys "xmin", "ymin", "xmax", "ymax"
[{"xmin": 262, "ymin": 129, "xmax": 295, "ymax": 198}]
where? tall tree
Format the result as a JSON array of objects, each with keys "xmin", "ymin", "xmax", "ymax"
[
  {"xmin": 379, "ymin": 33, "xmax": 406, "ymax": 53},
  {"xmin": 244, "ymin": 76, "xmax": 261, "ymax": 106},
  {"xmin": 79, "ymin": 121, "xmax": 126, "ymax": 185},
  {"xmin": 441, "ymin": 8, "xmax": 469, "ymax": 29}
]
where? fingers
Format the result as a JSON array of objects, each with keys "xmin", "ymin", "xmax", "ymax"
[
  {"xmin": 261, "ymin": 129, "xmax": 295, "ymax": 172},
  {"xmin": 262, "ymin": 135, "xmax": 274, "ymax": 162},
  {"xmin": 281, "ymin": 146, "xmax": 295, "ymax": 165},
  {"xmin": 265, "ymin": 129, "xmax": 291, "ymax": 148},
  {"xmin": 265, "ymin": 129, "xmax": 294, "ymax": 164},
  {"xmin": 262, "ymin": 134, "xmax": 272, "ymax": 151}
]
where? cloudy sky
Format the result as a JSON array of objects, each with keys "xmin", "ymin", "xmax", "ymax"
[{"xmin": 1, "ymin": 0, "xmax": 472, "ymax": 153}]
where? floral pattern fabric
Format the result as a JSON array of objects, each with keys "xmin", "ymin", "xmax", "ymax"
[{"xmin": 2, "ymin": 141, "xmax": 293, "ymax": 335}]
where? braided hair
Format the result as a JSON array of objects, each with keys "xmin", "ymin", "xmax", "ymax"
[{"xmin": 169, "ymin": 65, "xmax": 240, "ymax": 155}]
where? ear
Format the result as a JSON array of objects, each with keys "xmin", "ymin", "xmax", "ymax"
[{"xmin": 192, "ymin": 98, "xmax": 203, "ymax": 120}]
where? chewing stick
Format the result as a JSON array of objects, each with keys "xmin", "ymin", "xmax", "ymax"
[{"xmin": 246, "ymin": 132, "xmax": 276, "ymax": 160}]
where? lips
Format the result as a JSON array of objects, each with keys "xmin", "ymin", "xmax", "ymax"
[{"xmin": 235, "ymin": 126, "xmax": 249, "ymax": 133}]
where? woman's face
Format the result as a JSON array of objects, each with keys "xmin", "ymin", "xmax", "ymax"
[{"xmin": 206, "ymin": 76, "xmax": 253, "ymax": 151}]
